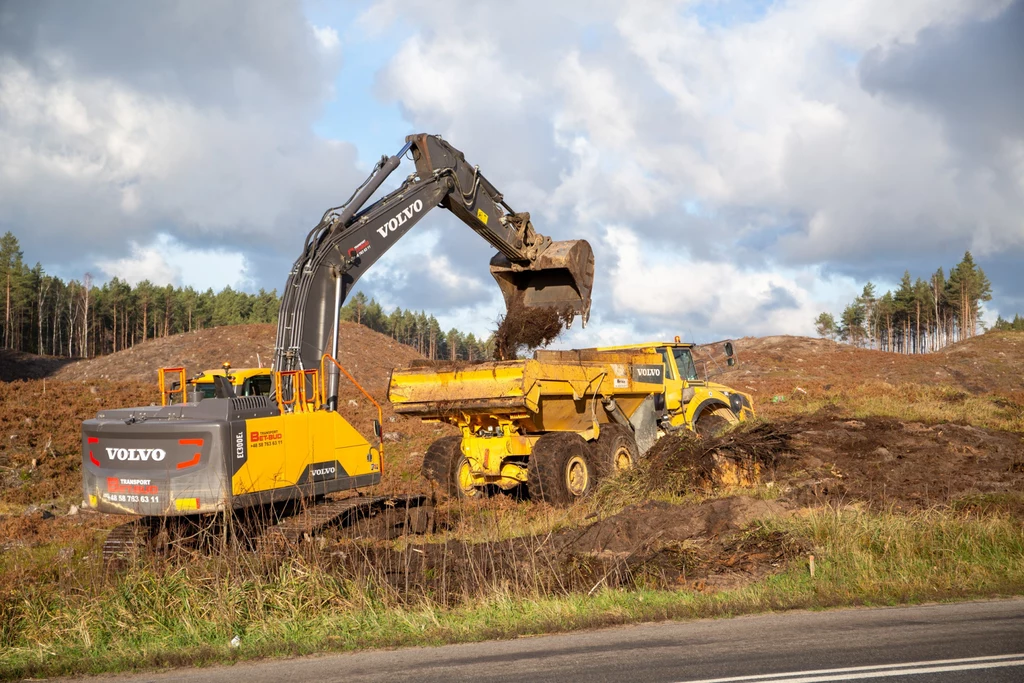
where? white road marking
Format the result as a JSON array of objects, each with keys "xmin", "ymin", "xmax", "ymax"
[{"xmin": 680, "ymin": 653, "xmax": 1024, "ymax": 682}]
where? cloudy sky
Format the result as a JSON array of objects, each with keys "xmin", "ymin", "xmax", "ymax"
[{"xmin": 1, "ymin": 0, "xmax": 1021, "ymax": 345}]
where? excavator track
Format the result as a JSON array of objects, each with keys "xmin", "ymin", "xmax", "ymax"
[
  {"xmin": 102, "ymin": 518, "xmax": 156, "ymax": 566},
  {"xmin": 256, "ymin": 494, "xmax": 433, "ymax": 554},
  {"xmin": 101, "ymin": 496, "xmax": 434, "ymax": 563}
]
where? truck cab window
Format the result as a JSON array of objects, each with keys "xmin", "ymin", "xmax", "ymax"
[{"xmin": 673, "ymin": 347, "xmax": 699, "ymax": 381}]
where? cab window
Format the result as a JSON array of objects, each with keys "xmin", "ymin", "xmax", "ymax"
[
  {"xmin": 657, "ymin": 347, "xmax": 676, "ymax": 380},
  {"xmin": 241, "ymin": 375, "xmax": 273, "ymax": 396},
  {"xmin": 195, "ymin": 384, "xmax": 218, "ymax": 400},
  {"xmin": 673, "ymin": 347, "xmax": 699, "ymax": 381}
]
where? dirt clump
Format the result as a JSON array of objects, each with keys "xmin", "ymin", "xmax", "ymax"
[
  {"xmin": 640, "ymin": 422, "xmax": 792, "ymax": 495},
  {"xmin": 492, "ymin": 298, "xmax": 574, "ymax": 360},
  {"xmin": 566, "ymin": 497, "xmax": 792, "ymax": 555}
]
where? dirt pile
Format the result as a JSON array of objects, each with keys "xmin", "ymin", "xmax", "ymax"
[
  {"xmin": 641, "ymin": 423, "xmax": 792, "ymax": 494},
  {"xmin": 567, "ymin": 497, "xmax": 791, "ymax": 554},
  {"xmin": 53, "ymin": 322, "xmax": 422, "ymax": 391},
  {"xmin": 492, "ymin": 299, "xmax": 575, "ymax": 360},
  {"xmin": 266, "ymin": 495, "xmax": 803, "ymax": 602}
]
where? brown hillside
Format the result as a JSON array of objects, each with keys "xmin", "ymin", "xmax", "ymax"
[
  {"xmin": 707, "ymin": 331, "xmax": 1024, "ymax": 395},
  {"xmin": 53, "ymin": 322, "xmax": 422, "ymax": 390}
]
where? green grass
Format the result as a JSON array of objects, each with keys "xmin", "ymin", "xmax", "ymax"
[{"xmin": 2, "ymin": 507, "xmax": 1022, "ymax": 680}]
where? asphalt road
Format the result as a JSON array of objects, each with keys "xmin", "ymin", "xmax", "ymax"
[{"xmin": 66, "ymin": 599, "xmax": 1024, "ymax": 683}]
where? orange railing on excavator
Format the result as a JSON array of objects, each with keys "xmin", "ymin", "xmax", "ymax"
[
  {"xmin": 158, "ymin": 367, "xmax": 186, "ymax": 406},
  {"xmin": 275, "ymin": 368, "xmax": 322, "ymax": 414},
  {"xmin": 320, "ymin": 353, "xmax": 385, "ymax": 467}
]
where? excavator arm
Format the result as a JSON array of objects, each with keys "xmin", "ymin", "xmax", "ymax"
[{"xmin": 274, "ymin": 134, "xmax": 594, "ymax": 408}]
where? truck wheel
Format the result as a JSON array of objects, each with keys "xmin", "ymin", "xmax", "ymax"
[
  {"xmin": 528, "ymin": 433, "xmax": 595, "ymax": 505},
  {"xmin": 591, "ymin": 425, "xmax": 638, "ymax": 479},
  {"xmin": 695, "ymin": 412, "xmax": 730, "ymax": 438},
  {"xmin": 421, "ymin": 436, "xmax": 482, "ymax": 499}
]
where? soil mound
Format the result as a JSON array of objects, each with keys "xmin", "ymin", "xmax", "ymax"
[
  {"xmin": 567, "ymin": 497, "xmax": 791, "ymax": 555},
  {"xmin": 642, "ymin": 422, "xmax": 792, "ymax": 493},
  {"xmin": 54, "ymin": 322, "xmax": 421, "ymax": 390},
  {"xmin": 776, "ymin": 413, "xmax": 1024, "ymax": 510}
]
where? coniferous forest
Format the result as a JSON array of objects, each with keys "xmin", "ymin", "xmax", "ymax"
[
  {"xmin": 813, "ymin": 252, "xmax": 1009, "ymax": 353},
  {"xmin": 0, "ymin": 231, "xmax": 491, "ymax": 361}
]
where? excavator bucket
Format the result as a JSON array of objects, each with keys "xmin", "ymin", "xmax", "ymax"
[{"xmin": 489, "ymin": 239, "xmax": 595, "ymax": 325}]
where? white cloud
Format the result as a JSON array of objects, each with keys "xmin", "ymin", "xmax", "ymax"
[
  {"xmin": 311, "ymin": 24, "xmax": 340, "ymax": 52},
  {"xmin": 0, "ymin": 1, "xmax": 360, "ymax": 292},
  {"xmin": 602, "ymin": 225, "xmax": 826, "ymax": 338},
  {"xmin": 365, "ymin": 0, "xmax": 1024, "ymax": 338},
  {"xmin": 97, "ymin": 234, "xmax": 252, "ymax": 291}
]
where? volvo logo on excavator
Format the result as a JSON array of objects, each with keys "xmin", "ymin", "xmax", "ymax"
[
  {"xmin": 376, "ymin": 199, "xmax": 424, "ymax": 239},
  {"xmin": 105, "ymin": 448, "xmax": 167, "ymax": 462}
]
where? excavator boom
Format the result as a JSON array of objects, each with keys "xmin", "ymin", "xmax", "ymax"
[{"xmin": 274, "ymin": 135, "xmax": 594, "ymax": 395}]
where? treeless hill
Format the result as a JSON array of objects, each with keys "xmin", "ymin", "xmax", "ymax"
[
  {"xmin": 705, "ymin": 331, "xmax": 1024, "ymax": 394},
  {"xmin": 53, "ymin": 322, "xmax": 423, "ymax": 390}
]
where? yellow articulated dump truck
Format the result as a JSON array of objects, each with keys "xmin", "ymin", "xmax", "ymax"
[{"xmin": 388, "ymin": 340, "xmax": 754, "ymax": 504}]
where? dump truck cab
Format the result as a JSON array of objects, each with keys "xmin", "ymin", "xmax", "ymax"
[
  {"xmin": 190, "ymin": 367, "xmax": 273, "ymax": 399},
  {"xmin": 158, "ymin": 365, "xmax": 273, "ymax": 404},
  {"xmin": 596, "ymin": 340, "xmax": 754, "ymax": 435}
]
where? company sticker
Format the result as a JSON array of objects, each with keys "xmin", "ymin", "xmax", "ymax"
[
  {"xmin": 249, "ymin": 429, "xmax": 283, "ymax": 448},
  {"xmin": 614, "ymin": 378, "xmax": 629, "ymax": 389}
]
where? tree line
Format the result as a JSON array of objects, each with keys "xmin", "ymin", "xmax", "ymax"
[
  {"xmin": 0, "ymin": 231, "xmax": 492, "ymax": 362},
  {"xmin": 991, "ymin": 314, "xmax": 1024, "ymax": 332},
  {"xmin": 0, "ymin": 232, "xmax": 280, "ymax": 358},
  {"xmin": 813, "ymin": 251, "xmax": 994, "ymax": 353}
]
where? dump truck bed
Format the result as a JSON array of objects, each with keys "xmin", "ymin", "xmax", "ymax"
[{"xmin": 388, "ymin": 349, "xmax": 666, "ymax": 433}]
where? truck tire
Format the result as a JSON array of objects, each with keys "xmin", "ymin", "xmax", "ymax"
[
  {"xmin": 421, "ymin": 436, "xmax": 482, "ymax": 499},
  {"xmin": 528, "ymin": 432, "xmax": 595, "ymax": 505},
  {"xmin": 591, "ymin": 425, "xmax": 639, "ymax": 479},
  {"xmin": 695, "ymin": 412, "xmax": 730, "ymax": 438}
]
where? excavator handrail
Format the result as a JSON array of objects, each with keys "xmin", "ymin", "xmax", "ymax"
[
  {"xmin": 320, "ymin": 353, "xmax": 385, "ymax": 469},
  {"xmin": 275, "ymin": 368, "xmax": 321, "ymax": 413},
  {"xmin": 158, "ymin": 367, "xmax": 186, "ymax": 406}
]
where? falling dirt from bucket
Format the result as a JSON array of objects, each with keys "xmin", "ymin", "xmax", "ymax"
[{"xmin": 492, "ymin": 297, "xmax": 575, "ymax": 360}]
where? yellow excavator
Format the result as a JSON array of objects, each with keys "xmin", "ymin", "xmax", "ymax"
[{"xmin": 81, "ymin": 134, "xmax": 594, "ymax": 557}]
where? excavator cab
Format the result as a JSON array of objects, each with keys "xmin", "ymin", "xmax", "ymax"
[{"xmin": 489, "ymin": 239, "xmax": 595, "ymax": 325}]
